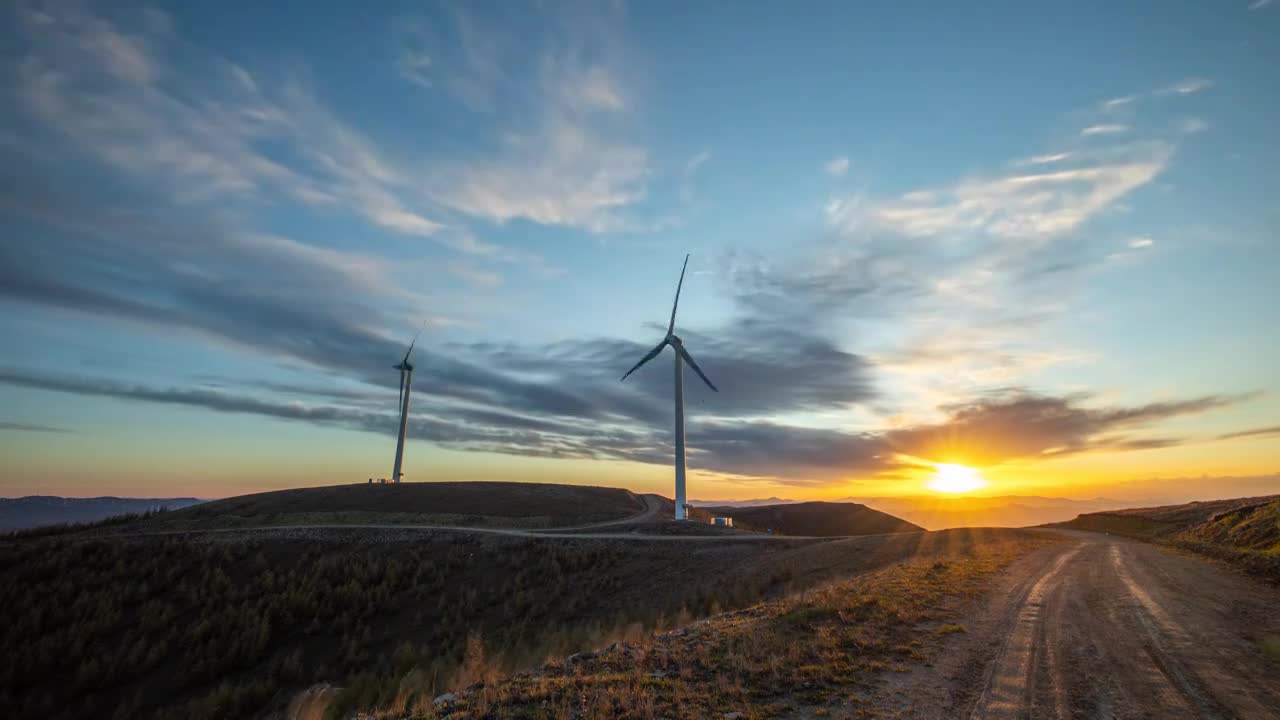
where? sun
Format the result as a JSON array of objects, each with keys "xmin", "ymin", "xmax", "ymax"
[{"xmin": 926, "ymin": 463, "xmax": 987, "ymax": 494}]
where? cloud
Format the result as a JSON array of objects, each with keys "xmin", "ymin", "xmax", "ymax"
[
  {"xmin": 825, "ymin": 156, "xmax": 850, "ymax": 177},
  {"xmin": 679, "ymin": 150, "xmax": 712, "ymax": 206},
  {"xmin": 433, "ymin": 118, "xmax": 650, "ymax": 232},
  {"xmin": 1128, "ymin": 237, "xmax": 1154, "ymax": 249},
  {"xmin": 1098, "ymin": 77, "xmax": 1213, "ymax": 114},
  {"xmin": 814, "ymin": 115, "xmax": 1180, "ymax": 413},
  {"xmin": 0, "ymin": 367, "xmax": 1249, "ymax": 483},
  {"xmin": 1216, "ymin": 425, "xmax": 1280, "ymax": 441},
  {"xmin": 880, "ymin": 392, "xmax": 1248, "ymax": 467},
  {"xmin": 396, "ymin": 4, "xmax": 656, "ymax": 233},
  {"xmin": 0, "ymin": 421, "xmax": 73, "ymax": 434},
  {"xmin": 1250, "ymin": 0, "xmax": 1274, "ymax": 9},
  {"xmin": 870, "ymin": 150, "xmax": 1168, "ymax": 241},
  {"xmin": 685, "ymin": 150, "xmax": 711, "ymax": 176},
  {"xmin": 13, "ymin": 3, "xmax": 454, "ymax": 243},
  {"xmin": 1159, "ymin": 78, "xmax": 1212, "ymax": 96},
  {"xmin": 0, "ymin": 177, "xmax": 440, "ymax": 386},
  {"xmin": 1017, "ymin": 152, "xmax": 1071, "ymax": 166},
  {"xmin": 1081, "ymin": 124, "xmax": 1130, "ymax": 136},
  {"xmin": 396, "ymin": 21, "xmax": 434, "ymax": 89},
  {"xmin": 1179, "ymin": 117, "xmax": 1209, "ymax": 135}
]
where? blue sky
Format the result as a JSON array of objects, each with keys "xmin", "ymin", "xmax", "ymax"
[{"xmin": 1, "ymin": 0, "xmax": 1277, "ymax": 501}]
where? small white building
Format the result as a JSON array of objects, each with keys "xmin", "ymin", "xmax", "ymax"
[{"xmin": 710, "ymin": 516, "xmax": 734, "ymax": 527}]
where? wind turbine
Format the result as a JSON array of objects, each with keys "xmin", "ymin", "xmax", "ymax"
[
  {"xmin": 391, "ymin": 333, "xmax": 418, "ymax": 484},
  {"xmin": 620, "ymin": 254, "xmax": 718, "ymax": 520}
]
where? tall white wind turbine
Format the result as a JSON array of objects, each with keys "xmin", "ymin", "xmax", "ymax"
[
  {"xmin": 391, "ymin": 334, "xmax": 418, "ymax": 484},
  {"xmin": 620, "ymin": 254, "xmax": 718, "ymax": 520}
]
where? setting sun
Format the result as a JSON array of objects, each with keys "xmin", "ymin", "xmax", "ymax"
[{"xmin": 927, "ymin": 463, "xmax": 987, "ymax": 494}]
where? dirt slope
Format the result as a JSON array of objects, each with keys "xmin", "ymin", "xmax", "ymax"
[
  {"xmin": 700, "ymin": 500, "xmax": 924, "ymax": 536},
  {"xmin": 862, "ymin": 530, "xmax": 1280, "ymax": 718}
]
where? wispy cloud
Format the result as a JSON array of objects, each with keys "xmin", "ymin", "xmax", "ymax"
[
  {"xmin": 1081, "ymin": 124, "xmax": 1130, "ymax": 136},
  {"xmin": 1217, "ymin": 424, "xmax": 1280, "ymax": 440},
  {"xmin": 825, "ymin": 155, "xmax": 850, "ymax": 177},
  {"xmin": 397, "ymin": 4, "xmax": 658, "ymax": 233},
  {"xmin": 1179, "ymin": 117, "xmax": 1210, "ymax": 135},
  {"xmin": 0, "ymin": 421, "xmax": 74, "ymax": 434},
  {"xmin": 1017, "ymin": 152, "xmax": 1072, "ymax": 166},
  {"xmin": 870, "ymin": 151, "xmax": 1167, "ymax": 241},
  {"xmin": 0, "ymin": 365, "xmax": 1250, "ymax": 482},
  {"xmin": 396, "ymin": 21, "xmax": 434, "ymax": 88},
  {"xmin": 14, "ymin": 4, "xmax": 452, "ymax": 243},
  {"xmin": 1100, "ymin": 77, "xmax": 1213, "ymax": 115},
  {"xmin": 1249, "ymin": 0, "xmax": 1274, "ymax": 10},
  {"xmin": 1128, "ymin": 237, "xmax": 1154, "ymax": 249},
  {"xmin": 1158, "ymin": 78, "xmax": 1213, "ymax": 96}
]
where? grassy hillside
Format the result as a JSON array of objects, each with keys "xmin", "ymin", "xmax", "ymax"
[
  {"xmin": 2, "ymin": 521, "xmax": 956, "ymax": 720},
  {"xmin": 700, "ymin": 501, "xmax": 924, "ymax": 537},
  {"xmin": 1181, "ymin": 498, "xmax": 1280, "ymax": 554},
  {"xmin": 347, "ymin": 528, "xmax": 1054, "ymax": 719},
  {"xmin": 1055, "ymin": 494, "xmax": 1280, "ymax": 581},
  {"xmin": 150, "ymin": 482, "xmax": 647, "ymax": 531}
]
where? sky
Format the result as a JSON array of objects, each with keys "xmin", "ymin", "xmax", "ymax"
[{"xmin": 1, "ymin": 0, "xmax": 1277, "ymax": 504}]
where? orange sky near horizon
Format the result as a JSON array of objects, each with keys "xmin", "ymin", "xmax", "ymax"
[{"xmin": 3, "ymin": 413, "xmax": 1275, "ymax": 504}]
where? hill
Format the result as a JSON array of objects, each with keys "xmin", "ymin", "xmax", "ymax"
[
  {"xmin": 156, "ymin": 481, "xmax": 647, "ymax": 530},
  {"xmin": 1054, "ymin": 494, "xmax": 1280, "ymax": 581},
  {"xmin": 695, "ymin": 495, "xmax": 1136, "ymax": 529},
  {"xmin": 0, "ymin": 514, "xmax": 1020, "ymax": 720},
  {"xmin": 699, "ymin": 501, "xmax": 924, "ymax": 536},
  {"xmin": 0, "ymin": 496, "xmax": 203, "ymax": 532}
]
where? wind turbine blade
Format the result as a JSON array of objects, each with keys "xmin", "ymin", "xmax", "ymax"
[
  {"xmin": 404, "ymin": 332, "xmax": 420, "ymax": 364},
  {"xmin": 620, "ymin": 340, "xmax": 668, "ymax": 382},
  {"xmin": 667, "ymin": 254, "xmax": 690, "ymax": 335},
  {"xmin": 398, "ymin": 370, "xmax": 405, "ymax": 411},
  {"xmin": 675, "ymin": 344, "xmax": 718, "ymax": 392}
]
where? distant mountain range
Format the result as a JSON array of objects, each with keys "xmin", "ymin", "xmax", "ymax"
[
  {"xmin": 692, "ymin": 495, "xmax": 1139, "ymax": 530},
  {"xmin": 0, "ymin": 496, "xmax": 205, "ymax": 531}
]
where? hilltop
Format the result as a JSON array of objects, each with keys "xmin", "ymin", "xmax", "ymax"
[
  {"xmin": 699, "ymin": 501, "xmax": 924, "ymax": 536},
  {"xmin": 0, "ymin": 496, "xmax": 203, "ymax": 532},
  {"xmin": 1053, "ymin": 494, "xmax": 1280, "ymax": 581},
  {"xmin": 150, "ymin": 481, "xmax": 649, "ymax": 531}
]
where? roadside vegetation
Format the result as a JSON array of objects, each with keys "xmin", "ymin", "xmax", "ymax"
[
  {"xmin": 354, "ymin": 530, "xmax": 1052, "ymax": 719},
  {"xmin": 1056, "ymin": 495, "xmax": 1280, "ymax": 582}
]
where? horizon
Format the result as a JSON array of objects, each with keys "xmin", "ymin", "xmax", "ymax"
[{"xmin": 2, "ymin": 1, "xmax": 1278, "ymax": 504}]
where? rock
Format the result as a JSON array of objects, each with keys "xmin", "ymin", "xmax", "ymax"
[
  {"xmin": 433, "ymin": 692, "xmax": 457, "ymax": 707},
  {"xmin": 723, "ymin": 713, "xmax": 743, "ymax": 719}
]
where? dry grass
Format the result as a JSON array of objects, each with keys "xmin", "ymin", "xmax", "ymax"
[
  {"xmin": 1058, "ymin": 495, "xmax": 1280, "ymax": 583},
  {"xmin": 372, "ymin": 531, "xmax": 1053, "ymax": 719}
]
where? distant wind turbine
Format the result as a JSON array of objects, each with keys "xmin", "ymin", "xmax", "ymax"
[
  {"xmin": 391, "ymin": 333, "xmax": 419, "ymax": 484},
  {"xmin": 620, "ymin": 254, "xmax": 718, "ymax": 520}
]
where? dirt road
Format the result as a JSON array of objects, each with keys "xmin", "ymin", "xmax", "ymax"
[{"xmin": 877, "ymin": 530, "xmax": 1280, "ymax": 719}]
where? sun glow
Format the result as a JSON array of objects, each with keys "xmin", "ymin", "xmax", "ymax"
[{"xmin": 926, "ymin": 463, "xmax": 987, "ymax": 494}]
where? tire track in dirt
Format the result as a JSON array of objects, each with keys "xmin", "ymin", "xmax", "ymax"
[
  {"xmin": 828, "ymin": 531, "xmax": 1280, "ymax": 718},
  {"xmin": 968, "ymin": 545, "xmax": 1081, "ymax": 720},
  {"xmin": 1108, "ymin": 544, "xmax": 1228, "ymax": 718}
]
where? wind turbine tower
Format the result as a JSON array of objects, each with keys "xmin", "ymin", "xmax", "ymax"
[
  {"xmin": 391, "ymin": 335, "xmax": 418, "ymax": 484},
  {"xmin": 620, "ymin": 254, "xmax": 718, "ymax": 519}
]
